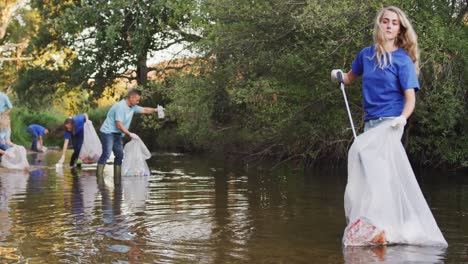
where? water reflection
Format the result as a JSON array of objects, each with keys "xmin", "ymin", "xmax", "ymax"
[
  {"xmin": 343, "ymin": 245, "xmax": 447, "ymax": 263},
  {"xmin": 69, "ymin": 168, "xmax": 98, "ymax": 221},
  {"xmin": 0, "ymin": 152, "xmax": 466, "ymax": 263},
  {"xmin": 0, "ymin": 171, "xmax": 29, "ymax": 238},
  {"xmin": 95, "ymin": 170, "xmax": 149, "ymax": 261},
  {"xmin": 0, "ymin": 170, "xmax": 28, "ymax": 261}
]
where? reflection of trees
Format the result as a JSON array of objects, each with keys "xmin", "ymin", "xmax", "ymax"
[{"xmin": 210, "ymin": 164, "xmax": 253, "ymax": 263}]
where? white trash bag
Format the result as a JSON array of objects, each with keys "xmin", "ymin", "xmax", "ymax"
[
  {"xmin": 79, "ymin": 120, "xmax": 102, "ymax": 164},
  {"xmin": 343, "ymin": 217, "xmax": 382, "ymax": 246},
  {"xmin": 343, "ymin": 120, "xmax": 447, "ymax": 247},
  {"xmin": 122, "ymin": 138, "xmax": 151, "ymax": 176},
  {"xmin": 156, "ymin": 105, "xmax": 165, "ymax": 119},
  {"xmin": 1, "ymin": 145, "xmax": 29, "ymax": 170}
]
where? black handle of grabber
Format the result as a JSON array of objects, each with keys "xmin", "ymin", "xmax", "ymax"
[
  {"xmin": 337, "ymin": 71, "xmax": 344, "ymax": 84},
  {"xmin": 336, "ymin": 71, "xmax": 357, "ymax": 139}
]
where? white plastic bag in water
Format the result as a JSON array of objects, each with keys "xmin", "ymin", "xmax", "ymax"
[
  {"xmin": 79, "ymin": 120, "xmax": 102, "ymax": 164},
  {"xmin": 122, "ymin": 138, "xmax": 151, "ymax": 176},
  {"xmin": 1, "ymin": 145, "xmax": 29, "ymax": 170},
  {"xmin": 156, "ymin": 105, "xmax": 165, "ymax": 119},
  {"xmin": 343, "ymin": 120, "xmax": 447, "ymax": 246},
  {"xmin": 343, "ymin": 217, "xmax": 381, "ymax": 246}
]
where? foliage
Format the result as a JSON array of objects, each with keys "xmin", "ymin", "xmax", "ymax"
[
  {"xmin": 164, "ymin": 0, "xmax": 466, "ymax": 167},
  {"xmin": 55, "ymin": 0, "xmax": 202, "ymax": 91},
  {"xmin": 1, "ymin": 0, "xmax": 466, "ymax": 168},
  {"xmin": 10, "ymin": 106, "xmax": 65, "ymax": 147}
]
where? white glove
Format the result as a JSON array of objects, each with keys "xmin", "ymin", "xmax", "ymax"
[
  {"xmin": 331, "ymin": 69, "xmax": 344, "ymax": 83},
  {"xmin": 58, "ymin": 155, "xmax": 65, "ymax": 164},
  {"xmin": 391, "ymin": 115, "xmax": 407, "ymax": 128},
  {"xmin": 156, "ymin": 105, "xmax": 165, "ymax": 119},
  {"xmin": 129, "ymin": 133, "xmax": 140, "ymax": 139}
]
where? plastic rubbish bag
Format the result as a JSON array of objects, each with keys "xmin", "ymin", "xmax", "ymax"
[
  {"xmin": 79, "ymin": 120, "xmax": 102, "ymax": 164},
  {"xmin": 156, "ymin": 105, "xmax": 165, "ymax": 119},
  {"xmin": 1, "ymin": 145, "xmax": 29, "ymax": 170},
  {"xmin": 343, "ymin": 217, "xmax": 382, "ymax": 246},
  {"xmin": 122, "ymin": 138, "xmax": 151, "ymax": 176},
  {"xmin": 343, "ymin": 120, "xmax": 447, "ymax": 246}
]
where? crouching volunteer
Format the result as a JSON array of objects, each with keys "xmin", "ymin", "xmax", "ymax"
[
  {"xmin": 96, "ymin": 89, "xmax": 162, "ymax": 179},
  {"xmin": 57, "ymin": 113, "xmax": 88, "ymax": 168},
  {"xmin": 26, "ymin": 124, "xmax": 49, "ymax": 152}
]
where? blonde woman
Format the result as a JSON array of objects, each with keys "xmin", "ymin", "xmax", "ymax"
[
  {"xmin": 332, "ymin": 6, "xmax": 419, "ymax": 131},
  {"xmin": 331, "ymin": 6, "xmax": 447, "ymax": 246}
]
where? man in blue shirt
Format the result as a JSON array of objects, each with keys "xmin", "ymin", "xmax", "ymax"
[
  {"xmin": 27, "ymin": 124, "xmax": 49, "ymax": 152},
  {"xmin": 96, "ymin": 89, "xmax": 162, "ymax": 179}
]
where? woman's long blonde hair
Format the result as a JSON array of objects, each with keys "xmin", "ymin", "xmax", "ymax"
[{"xmin": 373, "ymin": 6, "xmax": 420, "ymax": 74}]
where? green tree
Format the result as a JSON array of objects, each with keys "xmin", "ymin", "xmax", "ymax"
[
  {"xmin": 56, "ymin": 0, "xmax": 202, "ymax": 92},
  {"xmin": 166, "ymin": 0, "xmax": 466, "ymax": 168}
]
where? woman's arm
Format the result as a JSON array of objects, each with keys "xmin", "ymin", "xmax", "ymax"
[
  {"xmin": 343, "ymin": 70, "xmax": 358, "ymax": 85},
  {"xmin": 401, "ymin": 89, "xmax": 416, "ymax": 119},
  {"xmin": 39, "ymin": 136, "xmax": 43, "ymax": 148},
  {"xmin": 62, "ymin": 139, "xmax": 69, "ymax": 157}
]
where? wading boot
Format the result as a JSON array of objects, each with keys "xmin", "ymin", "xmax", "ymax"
[
  {"xmin": 96, "ymin": 164, "xmax": 105, "ymax": 177},
  {"xmin": 114, "ymin": 165, "xmax": 122, "ymax": 186},
  {"xmin": 96, "ymin": 164, "xmax": 105, "ymax": 185}
]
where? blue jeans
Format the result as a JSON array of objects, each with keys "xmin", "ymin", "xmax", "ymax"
[
  {"xmin": 364, "ymin": 117, "xmax": 396, "ymax": 132},
  {"xmin": 27, "ymin": 127, "xmax": 39, "ymax": 151},
  {"xmin": 98, "ymin": 132, "xmax": 124, "ymax": 165},
  {"xmin": 0, "ymin": 143, "xmax": 9, "ymax": 157},
  {"xmin": 70, "ymin": 131, "xmax": 84, "ymax": 166}
]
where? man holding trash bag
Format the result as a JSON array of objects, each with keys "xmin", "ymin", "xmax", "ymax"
[{"xmin": 96, "ymin": 89, "xmax": 164, "ymax": 178}]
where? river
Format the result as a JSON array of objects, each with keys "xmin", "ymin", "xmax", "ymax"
[{"xmin": 0, "ymin": 151, "xmax": 466, "ymax": 263}]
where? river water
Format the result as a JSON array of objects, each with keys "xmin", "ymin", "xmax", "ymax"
[{"xmin": 0, "ymin": 151, "xmax": 466, "ymax": 263}]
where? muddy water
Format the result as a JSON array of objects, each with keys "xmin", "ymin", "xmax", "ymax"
[{"xmin": 0, "ymin": 151, "xmax": 466, "ymax": 263}]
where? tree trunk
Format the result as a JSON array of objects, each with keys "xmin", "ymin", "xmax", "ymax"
[
  {"xmin": 0, "ymin": 0, "xmax": 26, "ymax": 41},
  {"xmin": 136, "ymin": 52, "xmax": 148, "ymax": 87}
]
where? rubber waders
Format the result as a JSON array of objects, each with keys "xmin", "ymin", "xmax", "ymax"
[
  {"xmin": 114, "ymin": 165, "xmax": 122, "ymax": 185},
  {"xmin": 96, "ymin": 164, "xmax": 105, "ymax": 178}
]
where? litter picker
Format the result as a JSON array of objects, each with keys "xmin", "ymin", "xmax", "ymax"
[{"xmin": 337, "ymin": 71, "xmax": 357, "ymax": 139}]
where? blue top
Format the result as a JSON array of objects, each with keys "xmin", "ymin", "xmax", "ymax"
[
  {"xmin": 100, "ymin": 99, "xmax": 142, "ymax": 136},
  {"xmin": 64, "ymin": 114, "xmax": 87, "ymax": 140},
  {"xmin": 0, "ymin": 93, "xmax": 13, "ymax": 112},
  {"xmin": 28, "ymin": 124, "xmax": 47, "ymax": 136},
  {"xmin": 351, "ymin": 46, "xmax": 420, "ymax": 121}
]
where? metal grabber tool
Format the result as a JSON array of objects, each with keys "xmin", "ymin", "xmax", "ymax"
[{"xmin": 337, "ymin": 71, "xmax": 357, "ymax": 139}]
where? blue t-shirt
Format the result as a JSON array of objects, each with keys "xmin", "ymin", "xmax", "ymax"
[
  {"xmin": 0, "ymin": 93, "xmax": 13, "ymax": 112},
  {"xmin": 352, "ymin": 46, "xmax": 420, "ymax": 121},
  {"xmin": 100, "ymin": 99, "xmax": 142, "ymax": 136},
  {"xmin": 28, "ymin": 124, "xmax": 47, "ymax": 136},
  {"xmin": 64, "ymin": 114, "xmax": 87, "ymax": 140}
]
